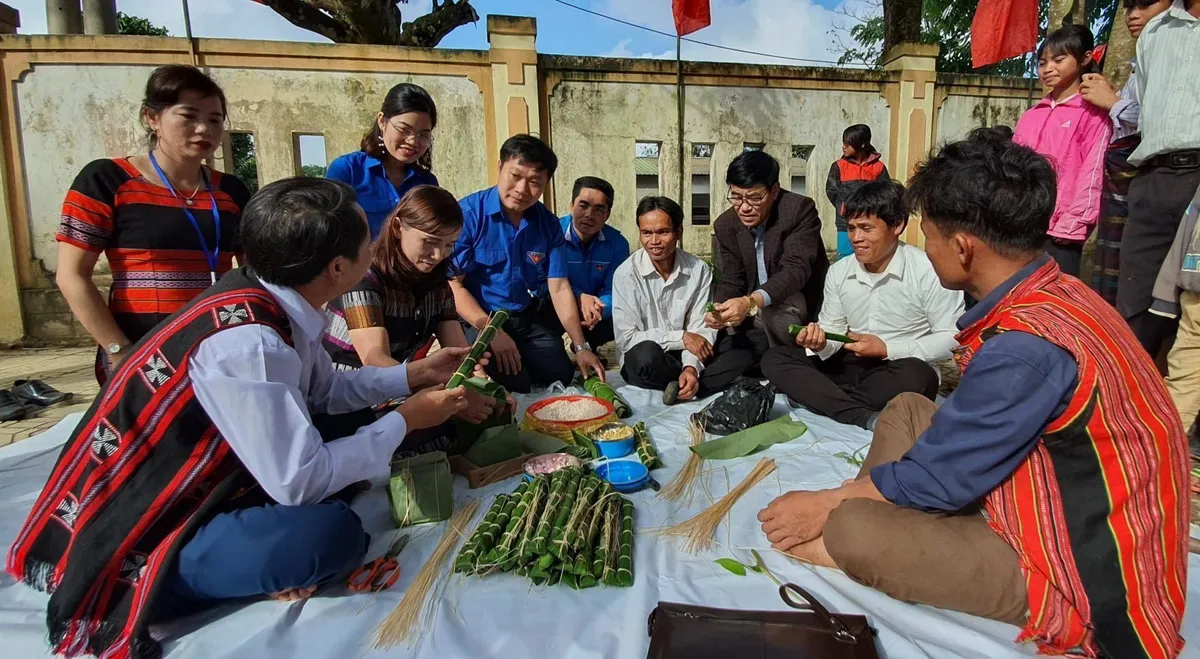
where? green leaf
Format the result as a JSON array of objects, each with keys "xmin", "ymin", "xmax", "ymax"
[
  {"xmin": 714, "ymin": 558, "xmax": 747, "ymax": 576},
  {"xmin": 691, "ymin": 416, "xmax": 808, "ymax": 460}
]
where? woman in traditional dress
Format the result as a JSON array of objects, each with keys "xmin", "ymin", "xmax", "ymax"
[{"xmin": 56, "ymin": 65, "xmax": 250, "ymax": 385}]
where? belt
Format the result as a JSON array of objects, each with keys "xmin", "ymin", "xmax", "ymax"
[{"xmin": 1146, "ymin": 150, "xmax": 1200, "ymax": 169}]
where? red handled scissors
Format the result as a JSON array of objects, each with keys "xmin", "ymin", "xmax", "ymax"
[{"xmin": 347, "ymin": 533, "xmax": 410, "ymax": 593}]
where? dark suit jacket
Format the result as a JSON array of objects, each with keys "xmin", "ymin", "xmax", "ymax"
[{"xmin": 713, "ymin": 190, "xmax": 828, "ymax": 314}]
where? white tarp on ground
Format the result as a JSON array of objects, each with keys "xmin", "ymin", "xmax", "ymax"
[{"xmin": 3, "ymin": 374, "xmax": 1200, "ymax": 659}]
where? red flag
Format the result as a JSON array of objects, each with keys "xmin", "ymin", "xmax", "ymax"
[
  {"xmin": 971, "ymin": 0, "xmax": 1039, "ymax": 69},
  {"xmin": 672, "ymin": 0, "xmax": 711, "ymax": 37}
]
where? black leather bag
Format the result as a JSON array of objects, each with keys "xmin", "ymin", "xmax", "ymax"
[{"xmin": 646, "ymin": 583, "xmax": 880, "ymax": 659}]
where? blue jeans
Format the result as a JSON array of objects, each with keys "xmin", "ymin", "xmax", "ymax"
[
  {"xmin": 837, "ymin": 231, "xmax": 853, "ymax": 259},
  {"xmin": 156, "ymin": 500, "xmax": 369, "ymax": 619}
]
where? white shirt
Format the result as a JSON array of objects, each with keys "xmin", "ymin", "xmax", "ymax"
[
  {"xmin": 814, "ymin": 243, "xmax": 964, "ymax": 362},
  {"xmin": 1130, "ymin": 0, "xmax": 1200, "ymax": 164},
  {"xmin": 190, "ymin": 281, "xmax": 412, "ymax": 507},
  {"xmin": 612, "ymin": 248, "xmax": 717, "ymax": 373}
]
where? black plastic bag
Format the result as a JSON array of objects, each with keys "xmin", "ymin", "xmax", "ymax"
[{"xmin": 692, "ymin": 380, "xmax": 776, "ymax": 436}]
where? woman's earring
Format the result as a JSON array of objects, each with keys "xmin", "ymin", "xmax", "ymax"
[{"xmin": 378, "ymin": 136, "xmax": 385, "ymax": 148}]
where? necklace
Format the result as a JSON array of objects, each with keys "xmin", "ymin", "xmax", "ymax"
[{"xmin": 183, "ymin": 186, "xmax": 202, "ymax": 206}]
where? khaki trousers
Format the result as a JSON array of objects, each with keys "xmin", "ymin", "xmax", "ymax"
[
  {"xmin": 1166, "ymin": 290, "xmax": 1200, "ymax": 430},
  {"xmin": 823, "ymin": 393, "xmax": 1029, "ymax": 626}
]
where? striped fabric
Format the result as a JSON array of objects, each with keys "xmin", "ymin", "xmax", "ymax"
[
  {"xmin": 56, "ymin": 158, "xmax": 250, "ymax": 356},
  {"xmin": 955, "ymin": 259, "xmax": 1188, "ymax": 658},
  {"xmin": 1130, "ymin": 0, "xmax": 1200, "ymax": 165},
  {"xmin": 5, "ymin": 269, "xmax": 290, "ymax": 659}
]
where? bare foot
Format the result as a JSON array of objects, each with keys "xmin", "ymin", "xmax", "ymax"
[
  {"xmin": 269, "ymin": 586, "xmax": 317, "ymax": 602},
  {"xmin": 783, "ymin": 536, "xmax": 837, "ymax": 569}
]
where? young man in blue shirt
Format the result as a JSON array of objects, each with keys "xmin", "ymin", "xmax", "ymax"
[
  {"xmin": 450, "ymin": 135, "xmax": 606, "ymax": 393},
  {"xmin": 558, "ymin": 176, "xmax": 630, "ymax": 352}
]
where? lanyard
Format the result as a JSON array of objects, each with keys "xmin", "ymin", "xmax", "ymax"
[{"xmin": 148, "ymin": 151, "xmax": 221, "ymax": 284}]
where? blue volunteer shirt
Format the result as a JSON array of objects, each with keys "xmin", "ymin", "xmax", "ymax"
[
  {"xmin": 325, "ymin": 151, "xmax": 439, "ymax": 239},
  {"xmin": 452, "ymin": 187, "xmax": 569, "ymax": 313},
  {"xmin": 870, "ymin": 254, "xmax": 1080, "ymax": 512},
  {"xmin": 558, "ymin": 216, "xmax": 630, "ymax": 320}
]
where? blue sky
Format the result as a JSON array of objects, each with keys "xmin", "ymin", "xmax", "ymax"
[{"xmin": 7, "ymin": 0, "xmax": 866, "ymax": 66}]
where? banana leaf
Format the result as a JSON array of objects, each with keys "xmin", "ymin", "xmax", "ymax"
[
  {"xmin": 451, "ymin": 377, "xmax": 513, "ymax": 452},
  {"xmin": 462, "ymin": 423, "xmax": 522, "ymax": 467},
  {"xmin": 570, "ymin": 429, "xmax": 599, "ymax": 460},
  {"xmin": 520, "ymin": 430, "xmax": 592, "ymax": 460},
  {"xmin": 690, "ymin": 415, "xmax": 808, "ymax": 460},
  {"xmin": 583, "ymin": 377, "xmax": 631, "ymax": 418}
]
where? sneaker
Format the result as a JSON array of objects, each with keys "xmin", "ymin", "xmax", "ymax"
[{"xmin": 662, "ymin": 381, "xmax": 680, "ymax": 406}]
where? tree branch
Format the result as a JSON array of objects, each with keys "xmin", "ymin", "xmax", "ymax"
[
  {"xmin": 252, "ymin": 0, "xmax": 361, "ymax": 43},
  {"xmin": 399, "ymin": 0, "xmax": 479, "ymax": 47}
]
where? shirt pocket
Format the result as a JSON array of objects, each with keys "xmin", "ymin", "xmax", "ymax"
[
  {"xmin": 474, "ymin": 248, "xmax": 508, "ymax": 277},
  {"xmin": 519, "ymin": 237, "xmax": 551, "ymax": 283}
]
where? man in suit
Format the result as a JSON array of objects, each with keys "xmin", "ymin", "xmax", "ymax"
[{"xmin": 707, "ymin": 150, "xmax": 830, "ymax": 362}]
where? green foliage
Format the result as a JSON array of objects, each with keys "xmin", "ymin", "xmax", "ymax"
[
  {"xmin": 832, "ymin": 0, "xmax": 1117, "ymax": 76},
  {"xmin": 301, "ymin": 164, "xmax": 327, "ymax": 178},
  {"xmin": 231, "ymin": 134, "xmax": 259, "ymax": 193},
  {"xmin": 714, "ymin": 558, "xmax": 747, "ymax": 576},
  {"xmin": 117, "ymin": 12, "xmax": 169, "ymax": 37}
]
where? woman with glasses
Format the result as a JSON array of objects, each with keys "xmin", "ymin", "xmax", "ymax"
[
  {"xmin": 55, "ymin": 65, "xmax": 251, "ymax": 385},
  {"xmin": 326, "ymin": 83, "xmax": 438, "ymax": 239}
]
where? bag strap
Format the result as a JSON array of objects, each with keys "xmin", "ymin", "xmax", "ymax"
[{"xmin": 779, "ymin": 583, "xmax": 859, "ymax": 644}]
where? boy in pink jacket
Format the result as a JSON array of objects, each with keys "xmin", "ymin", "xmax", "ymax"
[{"xmin": 1014, "ymin": 24, "xmax": 1113, "ymax": 276}]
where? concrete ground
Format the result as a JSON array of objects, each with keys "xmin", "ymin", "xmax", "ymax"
[{"xmin": 0, "ymin": 347, "xmax": 97, "ymax": 447}]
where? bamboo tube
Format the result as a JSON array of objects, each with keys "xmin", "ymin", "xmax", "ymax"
[
  {"xmin": 660, "ymin": 458, "xmax": 777, "ymax": 553},
  {"xmin": 616, "ymin": 499, "xmax": 634, "ymax": 587},
  {"xmin": 372, "ymin": 500, "xmax": 480, "ymax": 650},
  {"xmin": 453, "ymin": 494, "xmax": 507, "ymax": 573},
  {"xmin": 446, "ymin": 310, "xmax": 510, "ymax": 389}
]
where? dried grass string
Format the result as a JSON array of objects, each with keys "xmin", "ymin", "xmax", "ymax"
[
  {"xmin": 658, "ymin": 418, "xmax": 704, "ymax": 504},
  {"xmin": 371, "ymin": 499, "xmax": 481, "ymax": 650},
  {"xmin": 660, "ymin": 458, "xmax": 777, "ymax": 553}
]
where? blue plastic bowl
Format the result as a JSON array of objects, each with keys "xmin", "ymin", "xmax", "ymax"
[
  {"xmin": 595, "ymin": 459, "xmax": 649, "ymax": 493},
  {"xmin": 595, "ymin": 436, "xmax": 635, "ymax": 459}
]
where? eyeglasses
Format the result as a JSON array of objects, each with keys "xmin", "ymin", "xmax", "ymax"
[
  {"xmin": 388, "ymin": 121, "xmax": 434, "ymax": 146},
  {"xmin": 726, "ymin": 192, "xmax": 769, "ymax": 209}
]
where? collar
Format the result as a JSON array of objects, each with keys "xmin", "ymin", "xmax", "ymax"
[
  {"xmin": 562, "ymin": 216, "xmax": 607, "ymax": 245},
  {"xmin": 365, "ymin": 154, "xmax": 425, "ymax": 183},
  {"xmin": 260, "ymin": 280, "xmax": 328, "ymax": 342},
  {"xmin": 956, "ymin": 253, "xmax": 1051, "ymax": 330},
  {"xmin": 634, "ymin": 248, "xmax": 685, "ymax": 283},
  {"xmin": 482, "ymin": 186, "xmax": 540, "ymax": 226},
  {"xmin": 1036, "ymin": 93, "xmax": 1082, "ymax": 109},
  {"xmin": 847, "ymin": 242, "xmax": 907, "ymax": 282},
  {"xmin": 1167, "ymin": 0, "xmax": 1197, "ymax": 21}
]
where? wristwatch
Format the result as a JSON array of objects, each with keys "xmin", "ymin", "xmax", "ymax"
[
  {"xmin": 106, "ymin": 342, "xmax": 126, "ymax": 356},
  {"xmin": 744, "ymin": 295, "xmax": 761, "ymax": 317},
  {"xmin": 571, "ymin": 341, "xmax": 593, "ymax": 354}
]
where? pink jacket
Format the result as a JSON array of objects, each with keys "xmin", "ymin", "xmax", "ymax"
[{"xmin": 1014, "ymin": 94, "xmax": 1113, "ymax": 242}]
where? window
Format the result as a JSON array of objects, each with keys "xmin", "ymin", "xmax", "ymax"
[
  {"xmin": 228, "ymin": 132, "xmax": 259, "ymax": 193},
  {"xmin": 743, "ymin": 142, "xmax": 764, "ymax": 152},
  {"xmin": 293, "ymin": 133, "xmax": 327, "ymax": 177},
  {"xmin": 790, "ymin": 144, "xmax": 814, "ymax": 197},
  {"xmin": 690, "ymin": 142, "xmax": 714, "ymax": 225},
  {"xmin": 635, "ymin": 141, "xmax": 660, "ymax": 199}
]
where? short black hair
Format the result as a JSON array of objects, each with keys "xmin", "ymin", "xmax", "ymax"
[
  {"xmin": 842, "ymin": 124, "xmax": 876, "ymax": 154},
  {"xmin": 844, "ymin": 179, "xmax": 907, "ymax": 228},
  {"xmin": 635, "ymin": 196, "xmax": 684, "ymax": 235},
  {"xmin": 1038, "ymin": 24, "xmax": 1097, "ymax": 74},
  {"xmin": 726, "ymin": 150, "xmax": 780, "ymax": 189},
  {"xmin": 966, "ymin": 125, "xmax": 1014, "ymax": 143},
  {"xmin": 1123, "ymin": 0, "xmax": 1165, "ymax": 8},
  {"xmin": 571, "ymin": 176, "xmax": 614, "ymax": 208},
  {"xmin": 905, "ymin": 138, "xmax": 1054, "ymax": 257},
  {"xmin": 242, "ymin": 178, "xmax": 368, "ymax": 287},
  {"xmin": 500, "ymin": 134, "xmax": 558, "ymax": 177}
]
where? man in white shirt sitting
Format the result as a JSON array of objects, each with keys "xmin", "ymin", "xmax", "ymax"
[
  {"xmin": 6, "ymin": 177, "xmax": 477, "ymax": 658},
  {"xmin": 613, "ymin": 196, "xmax": 754, "ymax": 405},
  {"xmin": 763, "ymin": 180, "xmax": 964, "ymax": 428}
]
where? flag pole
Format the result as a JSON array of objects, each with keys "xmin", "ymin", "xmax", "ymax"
[
  {"xmin": 676, "ymin": 33, "xmax": 685, "ymax": 204},
  {"xmin": 181, "ymin": 0, "xmax": 197, "ymax": 65}
]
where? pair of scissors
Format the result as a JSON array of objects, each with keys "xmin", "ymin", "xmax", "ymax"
[{"xmin": 347, "ymin": 533, "xmax": 410, "ymax": 593}]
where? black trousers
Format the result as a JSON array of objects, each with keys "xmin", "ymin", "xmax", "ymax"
[
  {"xmin": 465, "ymin": 302, "xmax": 575, "ymax": 393},
  {"xmin": 1120, "ymin": 158, "xmax": 1200, "ymax": 355},
  {"xmin": 1045, "ymin": 240, "xmax": 1083, "ymax": 278},
  {"xmin": 620, "ymin": 340, "xmax": 754, "ymax": 398},
  {"xmin": 761, "ymin": 346, "xmax": 939, "ymax": 428}
]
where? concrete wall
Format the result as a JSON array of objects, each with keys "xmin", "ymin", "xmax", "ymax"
[
  {"xmin": 934, "ymin": 73, "xmax": 1038, "ymax": 144},
  {"xmin": 543, "ymin": 57, "xmax": 893, "ymax": 257}
]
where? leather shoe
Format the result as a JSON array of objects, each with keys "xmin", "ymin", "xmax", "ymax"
[
  {"xmin": 0, "ymin": 389, "xmax": 27, "ymax": 421},
  {"xmin": 12, "ymin": 379, "xmax": 73, "ymax": 407}
]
